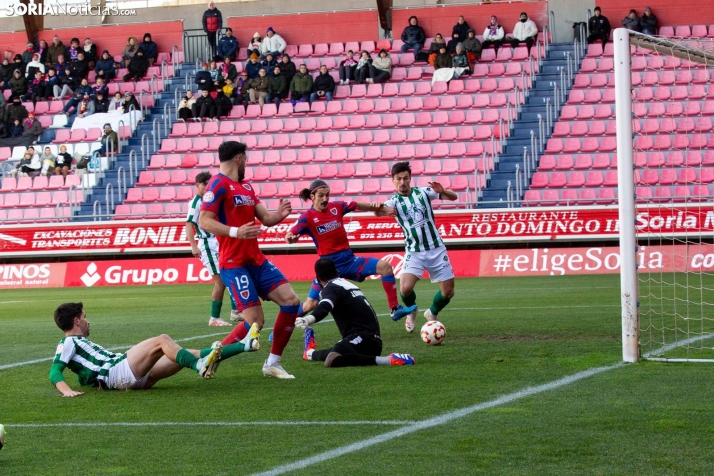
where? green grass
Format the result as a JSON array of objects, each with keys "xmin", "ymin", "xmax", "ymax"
[{"xmin": 1, "ymin": 275, "xmax": 713, "ymax": 475}]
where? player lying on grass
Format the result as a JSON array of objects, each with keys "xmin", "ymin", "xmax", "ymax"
[
  {"xmin": 186, "ymin": 171, "xmax": 241, "ymax": 327},
  {"xmin": 383, "ymin": 161, "xmax": 457, "ymax": 333},
  {"xmin": 298, "ymin": 258, "xmax": 415, "ymax": 367},
  {"xmin": 200, "ymin": 141, "xmax": 302, "ymax": 379},
  {"xmin": 285, "ymin": 179, "xmax": 416, "ymax": 321},
  {"xmin": 49, "ymin": 302, "xmax": 260, "ymax": 396}
]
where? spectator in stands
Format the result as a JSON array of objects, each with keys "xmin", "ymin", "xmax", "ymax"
[
  {"xmin": 22, "ymin": 42, "xmax": 36, "ymax": 65},
  {"xmin": 95, "ymin": 51, "xmax": 116, "ymax": 82},
  {"xmin": 248, "ymin": 33, "xmax": 262, "ymax": 59},
  {"xmin": 222, "ymin": 77, "xmax": 236, "ymax": 98},
  {"xmin": 123, "ymin": 48, "xmax": 149, "ymax": 82},
  {"xmin": 93, "ymin": 91, "xmax": 110, "ymax": 114},
  {"xmin": 37, "ymin": 39, "xmax": 49, "ymax": 64},
  {"xmin": 0, "ymin": 58, "xmax": 13, "ymax": 90},
  {"xmin": 92, "ymin": 77, "xmax": 108, "ymax": 99},
  {"xmin": 47, "ymin": 36, "xmax": 68, "ymax": 68},
  {"xmin": 433, "ymin": 44, "xmax": 451, "ymax": 70},
  {"xmin": 247, "ymin": 67, "xmax": 270, "ymax": 106},
  {"xmin": 55, "ymin": 55, "xmax": 68, "ymax": 77},
  {"xmin": 446, "ymin": 31, "xmax": 462, "ymax": 55},
  {"xmin": 122, "ymin": 91, "xmax": 140, "ymax": 112},
  {"xmin": 310, "ymin": 64, "xmax": 335, "ymax": 104},
  {"xmin": 621, "ymin": 9, "xmax": 641, "ymax": 32},
  {"xmin": 23, "ymin": 70, "xmax": 46, "ymax": 104},
  {"xmin": 7, "ymin": 118, "xmax": 22, "ymax": 138},
  {"xmin": 289, "ymin": 64, "xmax": 312, "ymax": 104},
  {"xmin": 10, "ymin": 151, "xmax": 35, "ymax": 177},
  {"xmin": 400, "ymin": 16, "xmax": 426, "ymax": 57},
  {"xmin": 261, "ymin": 53, "xmax": 278, "ymax": 71},
  {"xmin": 97, "ymin": 123, "xmax": 118, "ymax": 155},
  {"xmin": 338, "ymin": 50, "xmax": 358, "ymax": 85},
  {"xmin": 22, "ymin": 112, "xmax": 41, "ymax": 144},
  {"xmin": 72, "ymin": 92, "xmax": 95, "ymax": 119},
  {"xmin": 25, "ymin": 53, "xmax": 45, "ymax": 79},
  {"xmin": 109, "ymin": 91, "xmax": 125, "ymax": 113},
  {"xmin": 61, "ymin": 79, "xmax": 92, "ymax": 115},
  {"xmin": 354, "ymin": 51, "xmax": 372, "ymax": 84},
  {"xmin": 54, "ymin": 67, "xmax": 78, "ymax": 100},
  {"xmin": 427, "ymin": 34, "xmax": 446, "ymax": 67},
  {"xmin": 208, "ymin": 60, "xmax": 221, "ymax": 86},
  {"xmin": 368, "ymin": 49, "xmax": 392, "ymax": 83},
  {"xmin": 261, "ymin": 27, "xmax": 287, "ymax": 59},
  {"xmin": 71, "ymin": 52, "xmax": 90, "ymax": 79},
  {"xmin": 453, "ymin": 16, "xmax": 471, "ymax": 40},
  {"xmin": 45, "ymin": 68, "xmax": 58, "ymax": 97},
  {"xmin": 266, "ymin": 65, "xmax": 288, "ymax": 107},
  {"xmin": 482, "ymin": 16, "xmax": 505, "ymax": 53},
  {"xmin": 122, "ymin": 36, "xmax": 139, "ymax": 68},
  {"xmin": 463, "ymin": 29, "xmax": 482, "ymax": 62},
  {"xmin": 83, "ymin": 38, "xmax": 98, "ymax": 68},
  {"xmin": 202, "ymin": 1, "xmax": 223, "ymax": 58},
  {"xmin": 214, "ymin": 89, "xmax": 232, "ymax": 119},
  {"xmin": 452, "ymin": 44, "xmax": 471, "ymax": 75},
  {"xmin": 194, "ymin": 62, "xmax": 213, "ymax": 91},
  {"xmin": 587, "ymin": 7, "xmax": 611, "ymax": 48},
  {"xmin": 13, "ymin": 54, "xmax": 26, "ymax": 75},
  {"xmin": 9, "ymin": 69, "xmax": 28, "ymax": 97},
  {"xmin": 142, "ymin": 33, "xmax": 159, "ymax": 66},
  {"xmin": 216, "ymin": 27, "xmax": 238, "ymax": 62},
  {"xmin": 507, "ymin": 12, "xmax": 539, "ymax": 54},
  {"xmin": 245, "ymin": 55, "xmax": 261, "ymax": 79},
  {"xmin": 68, "ymin": 38, "xmax": 81, "ymax": 61},
  {"xmin": 40, "ymin": 146, "xmax": 56, "ymax": 176},
  {"xmin": 233, "ymin": 72, "xmax": 250, "ymax": 106},
  {"xmin": 279, "ymin": 54, "xmax": 296, "ymax": 86},
  {"xmin": 219, "ymin": 56, "xmax": 238, "ymax": 82},
  {"xmin": 55, "ymin": 145, "xmax": 72, "ymax": 179},
  {"xmin": 192, "ymin": 88, "xmax": 217, "ymax": 121},
  {"xmin": 640, "ymin": 6, "xmax": 657, "ymax": 35}
]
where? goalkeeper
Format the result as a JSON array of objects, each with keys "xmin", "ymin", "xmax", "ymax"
[{"xmin": 297, "ymin": 258, "xmax": 415, "ymax": 367}]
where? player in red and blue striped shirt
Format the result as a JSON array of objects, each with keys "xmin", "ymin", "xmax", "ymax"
[{"xmin": 285, "ymin": 180, "xmax": 415, "ymax": 321}]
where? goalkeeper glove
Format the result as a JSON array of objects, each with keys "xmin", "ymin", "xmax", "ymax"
[{"xmin": 295, "ymin": 315, "xmax": 316, "ymax": 330}]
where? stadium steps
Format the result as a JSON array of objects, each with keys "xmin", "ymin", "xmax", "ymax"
[{"xmin": 479, "ymin": 42, "xmax": 577, "ymax": 207}]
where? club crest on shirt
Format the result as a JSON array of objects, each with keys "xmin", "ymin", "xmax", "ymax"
[
  {"xmin": 242, "ymin": 184, "xmax": 252, "ymax": 191},
  {"xmin": 240, "ymin": 290, "xmax": 250, "ymax": 300},
  {"xmin": 203, "ymin": 191, "xmax": 215, "ymax": 203},
  {"xmin": 330, "ymin": 207, "xmax": 338, "ymax": 215},
  {"xmin": 56, "ymin": 343, "xmax": 64, "ymax": 354}
]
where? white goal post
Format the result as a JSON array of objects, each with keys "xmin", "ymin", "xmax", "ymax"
[{"xmin": 615, "ymin": 28, "xmax": 714, "ymax": 363}]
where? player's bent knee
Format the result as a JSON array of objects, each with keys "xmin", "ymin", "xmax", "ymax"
[
  {"xmin": 377, "ymin": 260, "xmax": 394, "ymax": 276},
  {"xmin": 324, "ymin": 352, "xmax": 341, "ymax": 367}
]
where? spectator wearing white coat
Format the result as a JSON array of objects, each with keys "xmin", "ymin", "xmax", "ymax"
[
  {"xmin": 506, "ymin": 12, "xmax": 538, "ymax": 54},
  {"xmin": 260, "ymin": 27, "xmax": 286, "ymax": 59},
  {"xmin": 481, "ymin": 16, "xmax": 505, "ymax": 54}
]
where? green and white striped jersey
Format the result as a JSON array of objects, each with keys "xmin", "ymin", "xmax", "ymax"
[
  {"xmin": 384, "ymin": 186, "xmax": 443, "ymax": 252},
  {"xmin": 52, "ymin": 336, "xmax": 126, "ymax": 387},
  {"xmin": 187, "ymin": 195, "xmax": 213, "ymax": 239}
]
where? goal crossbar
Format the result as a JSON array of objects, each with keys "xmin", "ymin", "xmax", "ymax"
[{"xmin": 627, "ymin": 30, "xmax": 714, "ymax": 66}]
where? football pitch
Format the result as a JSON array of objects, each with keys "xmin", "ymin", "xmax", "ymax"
[{"xmin": 2, "ymin": 275, "xmax": 714, "ymax": 475}]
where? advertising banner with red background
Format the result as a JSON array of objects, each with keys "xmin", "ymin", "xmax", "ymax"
[
  {"xmin": 3, "ymin": 245, "xmax": 714, "ymax": 289},
  {"xmin": 1, "ymin": 205, "xmax": 713, "ymax": 258}
]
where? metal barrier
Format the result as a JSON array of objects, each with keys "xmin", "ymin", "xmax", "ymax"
[
  {"xmin": 152, "ymin": 118, "xmax": 161, "ymax": 153},
  {"xmin": 506, "ymin": 181, "xmax": 513, "ymax": 208},
  {"xmin": 554, "ymin": 83, "xmax": 560, "ymax": 112},
  {"xmin": 515, "ymin": 164, "xmax": 522, "ymax": 202},
  {"xmin": 69, "ymin": 184, "xmax": 78, "ymax": 211},
  {"xmin": 183, "ymin": 28, "xmax": 222, "ymax": 63},
  {"xmin": 117, "ymin": 166, "xmax": 127, "ymax": 198},
  {"xmin": 105, "ymin": 182, "xmax": 115, "ymax": 218},
  {"xmin": 530, "ymin": 130, "xmax": 537, "ymax": 169},
  {"xmin": 160, "ymin": 60, "xmax": 170, "ymax": 91},
  {"xmin": 185, "ymin": 72, "xmax": 194, "ymax": 92},
  {"xmin": 549, "ymin": 11, "xmax": 556, "ymax": 42},
  {"xmin": 545, "ymin": 97, "xmax": 552, "ymax": 131},
  {"xmin": 54, "ymin": 202, "xmax": 63, "ymax": 222},
  {"xmin": 171, "ymin": 45, "xmax": 180, "ymax": 71},
  {"xmin": 163, "ymin": 102, "xmax": 172, "ymax": 135},
  {"xmin": 586, "ymin": 9, "xmax": 592, "ymax": 36},
  {"xmin": 579, "ymin": 23, "xmax": 587, "ymax": 57},
  {"xmin": 93, "ymin": 200, "xmax": 102, "ymax": 220},
  {"xmin": 117, "ymin": 119, "xmax": 126, "ymax": 154},
  {"xmin": 543, "ymin": 25, "xmax": 550, "ymax": 54},
  {"xmin": 150, "ymin": 75, "xmax": 160, "ymax": 101},
  {"xmin": 128, "ymin": 150, "xmax": 139, "ymax": 183},
  {"xmin": 141, "ymin": 133, "xmax": 150, "ymax": 166},
  {"xmin": 537, "ymin": 114, "xmax": 545, "ymax": 153}
]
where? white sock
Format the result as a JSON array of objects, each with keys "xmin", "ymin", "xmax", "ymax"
[
  {"xmin": 375, "ymin": 356, "xmax": 391, "ymax": 366},
  {"xmin": 306, "ymin": 349, "xmax": 315, "ymax": 360},
  {"xmin": 267, "ymin": 353, "xmax": 281, "ymax": 366}
]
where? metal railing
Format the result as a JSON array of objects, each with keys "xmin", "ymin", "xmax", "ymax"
[
  {"xmin": 183, "ymin": 28, "xmax": 223, "ymax": 63},
  {"xmin": 152, "ymin": 118, "xmax": 161, "ymax": 153},
  {"xmin": 128, "ymin": 150, "xmax": 139, "ymax": 184},
  {"xmin": 543, "ymin": 25, "xmax": 550, "ymax": 54},
  {"xmin": 506, "ymin": 181, "xmax": 513, "ymax": 208},
  {"xmin": 586, "ymin": 9, "xmax": 592, "ymax": 36},
  {"xmin": 117, "ymin": 166, "xmax": 127, "ymax": 198},
  {"xmin": 141, "ymin": 133, "xmax": 150, "ymax": 166},
  {"xmin": 105, "ymin": 183, "xmax": 115, "ymax": 219},
  {"xmin": 515, "ymin": 164, "xmax": 523, "ymax": 202},
  {"xmin": 93, "ymin": 200, "xmax": 102, "ymax": 220},
  {"xmin": 549, "ymin": 11, "xmax": 556, "ymax": 42},
  {"xmin": 163, "ymin": 102, "xmax": 173, "ymax": 135}
]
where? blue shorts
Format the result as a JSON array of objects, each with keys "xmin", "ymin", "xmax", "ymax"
[
  {"xmin": 221, "ymin": 260, "xmax": 289, "ymax": 312},
  {"xmin": 307, "ymin": 251, "xmax": 379, "ymax": 301}
]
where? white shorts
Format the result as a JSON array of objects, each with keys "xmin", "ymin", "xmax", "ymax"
[
  {"xmin": 199, "ymin": 236, "xmax": 220, "ymax": 276},
  {"xmin": 105, "ymin": 358, "xmax": 149, "ymax": 390},
  {"xmin": 402, "ymin": 245, "xmax": 455, "ymax": 283}
]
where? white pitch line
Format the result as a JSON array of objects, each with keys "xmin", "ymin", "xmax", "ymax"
[
  {"xmin": 7, "ymin": 420, "xmax": 417, "ymax": 429},
  {"xmin": 250, "ymin": 332, "xmax": 714, "ymax": 476}
]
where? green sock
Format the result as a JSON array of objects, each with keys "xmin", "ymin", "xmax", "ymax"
[
  {"xmin": 210, "ymin": 300, "xmax": 223, "ymax": 319},
  {"xmin": 400, "ymin": 290, "xmax": 417, "ymax": 307},
  {"xmin": 430, "ymin": 290, "xmax": 451, "ymax": 316},
  {"xmin": 229, "ymin": 297, "xmax": 237, "ymax": 311},
  {"xmin": 199, "ymin": 342, "xmax": 246, "ymax": 360},
  {"xmin": 176, "ymin": 349, "xmax": 199, "ymax": 371}
]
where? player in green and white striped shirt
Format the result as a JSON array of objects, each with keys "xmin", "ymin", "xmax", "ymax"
[
  {"xmin": 186, "ymin": 171, "xmax": 241, "ymax": 327},
  {"xmin": 49, "ymin": 302, "xmax": 260, "ymax": 396},
  {"xmin": 383, "ymin": 161, "xmax": 457, "ymax": 333}
]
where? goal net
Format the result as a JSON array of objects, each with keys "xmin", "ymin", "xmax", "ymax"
[{"xmin": 616, "ymin": 29, "xmax": 714, "ymax": 362}]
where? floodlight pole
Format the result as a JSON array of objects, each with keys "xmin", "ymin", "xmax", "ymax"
[{"xmin": 614, "ymin": 28, "xmax": 640, "ymax": 363}]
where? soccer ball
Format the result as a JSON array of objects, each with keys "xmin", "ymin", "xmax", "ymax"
[{"xmin": 421, "ymin": 321, "xmax": 446, "ymax": 345}]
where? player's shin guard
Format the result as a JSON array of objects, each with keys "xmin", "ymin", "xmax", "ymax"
[
  {"xmin": 381, "ymin": 274, "xmax": 399, "ymax": 309},
  {"xmin": 270, "ymin": 304, "xmax": 299, "ymax": 357},
  {"xmin": 400, "ymin": 290, "xmax": 417, "ymax": 307},
  {"xmin": 176, "ymin": 349, "xmax": 199, "ymax": 370},
  {"xmin": 430, "ymin": 290, "xmax": 451, "ymax": 316},
  {"xmin": 221, "ymin": 320, "xmax": 251, "ymax": 345}
]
